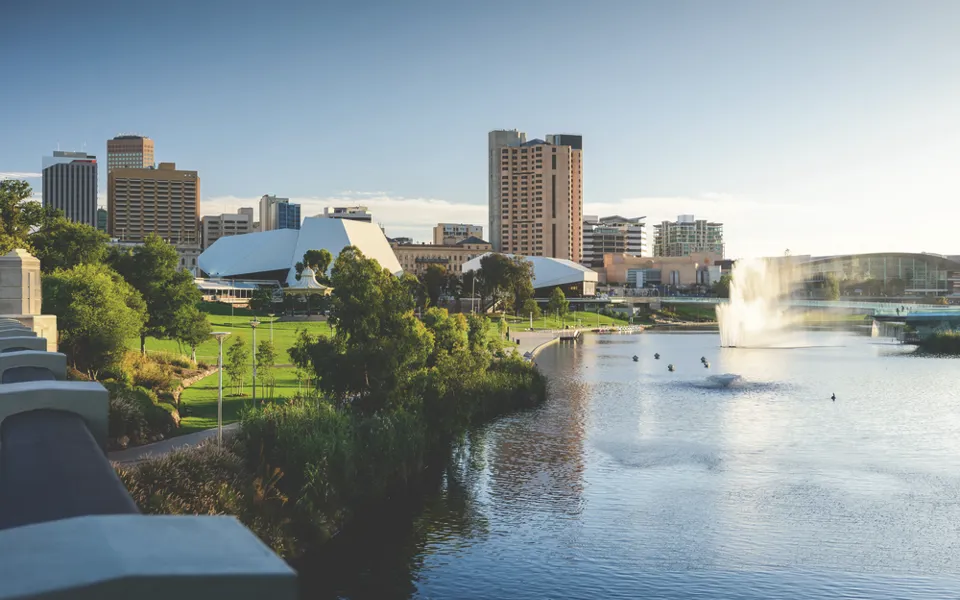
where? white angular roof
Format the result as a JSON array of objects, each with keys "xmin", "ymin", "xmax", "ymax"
[
  {"xmin": 199, "ymin": 217, "xmax": 402, "ymax": 283},
  {"xmin": 462, "ymin": 253, "xmax": 599, "ymax": 289}
]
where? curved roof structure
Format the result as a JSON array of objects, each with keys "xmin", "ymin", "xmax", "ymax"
[
  {"xmin": 199, "ymin": 217, "xmax": 402, "ymax": 284},
  {"xmin": 462, "ymin": 253, "xmax": 599, "ymax": 289},
  {"xmin": 803, "ymin": 252, "xmax": 960, "ymax": 269}
]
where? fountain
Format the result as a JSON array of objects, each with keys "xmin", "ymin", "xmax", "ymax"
[{"xmin": 716, "ymin": 257, "xmax": 797, "ymax": 348}]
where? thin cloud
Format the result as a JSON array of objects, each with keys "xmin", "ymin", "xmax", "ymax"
[{"xmin": 0, "ymin": 172, "xmax": 41, "ymax": 180}]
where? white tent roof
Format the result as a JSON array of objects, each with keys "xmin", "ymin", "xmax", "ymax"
[
  {"xmin": 199, "ymin": 217, "xmax": 402, "ymax": 283},
  {"xmin": 287, "ymin": 266, "xmax": 330, "ymax": 293},
  {"xmin": 462, "ymin": 253, "xmax": 599, "ymax": 289}
]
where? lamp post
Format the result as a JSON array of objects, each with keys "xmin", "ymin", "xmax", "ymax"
[
  {"xmin": 250, "ymin": 319, "xmax": 260, "ymax": 405},
  {"xmin": 268, "ymin": 313, "xmax": 275, "ymax": 343},
  {"xmin": 211, "ymin": 332, "xmax": 231, "ymax": 447},
  {"xmin": 471, "ymin": 275, "xmax": 476, "ymax": 314}
]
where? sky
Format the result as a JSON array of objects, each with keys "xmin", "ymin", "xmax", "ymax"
[{"xmin": 3, "ymin": 0, "xmax": 960, "ymax": 258}]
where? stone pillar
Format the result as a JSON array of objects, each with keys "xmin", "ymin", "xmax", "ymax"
[{"xmin": 0, "ymin": 249, "xmax": 57, "ymax": 352}]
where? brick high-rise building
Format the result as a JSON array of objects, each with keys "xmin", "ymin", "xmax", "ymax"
[
  {"xmin": 108, "ymin": 162, "xmax": 200, "ymax": 244},
  {"xmin": 41, "ymin": 151, "xmax": 98, "ymax": 227},
  {"xmin": 490, "ymin": 131, "xmax": 583, "ymax": 261},
  {"xmin": 106, "ymin": 135, "xmax": 154, "ymax": 173}
]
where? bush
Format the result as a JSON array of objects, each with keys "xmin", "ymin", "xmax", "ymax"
[
  {"xmin": 107, "ymin": 385, "xmax": 177, "ymax": 449},
  {"xmin": 916, "ymin": 331, "xmax": 960, "ymax": 354}
]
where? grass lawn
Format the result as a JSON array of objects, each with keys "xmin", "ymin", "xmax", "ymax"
[
  {"xmin": 496, "ymin": 310, "xmax": 631, "ymax": 331},
  {"xmin": 177, "ymin": 366, "xmax": 305, "ymax": 435},
  {"xmin": 131, "ymin": 309, "xmax": 334, "ymax": 364},
  {"xmin": 659, "ymin": 303, "xmax": 718, "ymax": 322}
]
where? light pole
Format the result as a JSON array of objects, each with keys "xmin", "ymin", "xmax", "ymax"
[
  {"xmin": 471, "ymin": 275, "xmax": 476, "ymax": 314},
  {"xmin": 211, "ymin": 332, "xmax": 231, "ymax": 447},
  {"xmin": 268, "ymin": 313, "xmax": 275, "ymax": 343},
  {"xmin": 250, "ymin": 319, "xmax": 260, "ymax": 406}
]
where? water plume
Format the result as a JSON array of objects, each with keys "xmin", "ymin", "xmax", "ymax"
[{"xmin": 716, "ymin": 258, "xmax": 799, "ymax": 348}]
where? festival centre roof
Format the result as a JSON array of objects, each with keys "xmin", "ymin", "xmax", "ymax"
[
  {"xmin": 198, "ymin": 216, "xmax": 403, "ymax": 284},
  {"xmin": 462, "ymin": 253, "xmax": 599, "ymax": 290}
]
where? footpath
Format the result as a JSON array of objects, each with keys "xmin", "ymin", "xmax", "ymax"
[{"xmin": 109, "ymin": 423, "xmax": 240, "ymax": 466}]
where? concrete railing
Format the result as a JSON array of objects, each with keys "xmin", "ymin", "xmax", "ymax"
[{"xmin": 0, "ymin": 319, "xmax": 296, "ymax": 599}]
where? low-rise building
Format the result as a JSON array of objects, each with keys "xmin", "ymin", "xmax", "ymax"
[
  {"xmin": 602, "ymin": 252, "xmax": 722, "ymax": 288},
  {"xmin": 202, "ymin": 209, "xmax": 254, "ymax": 249},
  {"xmin": 391, "ymin": 237, "xmax": 492, "ymax": 277},
  {"xmin": 433, "ymin": 223, "xmax": 483, "ymax": 245},
  {"xmin": 582, "ymin": 215, "xmax": 647, "ymax": 268},
  {"xmin": 322, "ymin": 206, "xmax": 372, "ymax": 223}
]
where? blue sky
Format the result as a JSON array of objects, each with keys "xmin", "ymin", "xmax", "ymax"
[{"xmin": 3, "ymin": 0, "xmax": 960, "ymax": 257}]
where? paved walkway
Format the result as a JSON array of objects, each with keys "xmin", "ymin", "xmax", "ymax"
[
  {"xmin": 108, "ymin": 423, "xmax": 240, "ymax": 466},
  {"xmin": 509, "ymin": 330, "xmax": 563, "ymax": 358}
]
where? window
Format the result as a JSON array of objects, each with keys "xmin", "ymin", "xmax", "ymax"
[{"xmin": 552, "ymin": 155, "xmax": 557, "ymax": 169}]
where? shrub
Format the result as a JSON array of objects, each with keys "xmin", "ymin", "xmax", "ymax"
[{"xmin": 106, "ymin": 385, "xmax": 177, "ymax": 449}]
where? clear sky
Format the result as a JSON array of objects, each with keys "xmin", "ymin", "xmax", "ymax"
[{"xmin": 3, "ymin": 0, "xmax": 960, "ymax": 258}]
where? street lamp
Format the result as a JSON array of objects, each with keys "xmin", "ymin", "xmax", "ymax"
[
  {"xmin": 211, "ymin": 331, "xmax": 231, "ymax": 447},
  {"xmin": 250, "ymin": 319, "xmax": 260, "ymax": 405},
  {"xmin": 268, "ymin": 313, "xmax": 275, "ymax": 343}
]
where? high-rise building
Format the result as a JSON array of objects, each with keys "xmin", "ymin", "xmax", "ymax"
[
  {"xmin": 108, "ymin": 162, "xmax": 200, "ymax": 244},
  {"xmin": 259, "ymin": 195, "xmax": 302, "ymax": 231},
  {"xmin": 202, "ymin": 209, "xmax": 254, "ymax": 249},
  {"xmin": 97, "ymin": 207, "xmax": 107, "ymax": 232},
  {"xmin": 106, "ymin": 135, "xmax": 154, "ymax": 173},
  {"xmin": 41, "ymin": 151, "xmax": 98, "ymax": 227},
  {"xmin": 488, "ymin": 129, "xmax": 526, "ymax": 251},
  {"xmin": 322, "ymin": 206, "xmax": 372, "ymax": 223},
  {"xmin": 582, "ymin": 215, "xmax": 647, "ymax": 268},
  {"xmin": 653, "ymin": 215, "xmax": 724, "ymax": 258},
  {"xmin": 433, "ymin": 223, "xmax": 483, "ymax": 245},
  {"xmin": 492, "ymin": 132, "xmax": 583, "ymax": 261}
]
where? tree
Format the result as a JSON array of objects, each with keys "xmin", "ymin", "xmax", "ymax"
[
  {"xmin": 1, "ymin": 180, "xmax": 49, "ymax": 254},
  {"xmin": 173, "ymin": 307, "xmax": 212, "ymax": 363},
  {"xmin": 421, "ymin": 264, "xmax": 447, "ymax": 307},
  {"xmin": 506, "ymin": 256, "xmax": 535, "ymax": 313},
  {"xmin": 108, "ymin": 233, "xmax": 201, "ymax": 354},
  {"xmin": 521, "ymin": 298, "xmax": 541, "ymax": 320},
  {"xmin": 256, "ymin": 340, "xmax": 278, "ymax": 400},
  {"xmin": 824, "ymin": 274, "xmax": 840, "ymax": 301},
  {"xmin": 31, "ymin": 217, "xmax": 109, "ymax": 272},
  {"xmin": 712, "ymin": 274, "xmax": 732, "ymax": 298},
  {"xmin": 547, "ymin": 286, "xmax": 569, "ymax": 319},
  {"xmin": 298, "ymin": 246, "xmax": 434, "ymax": 412},
  {"xmin": 225, "ymin": 336, "xmax": 250, "ymax": 396},
  {"xmin": 249, "ymin": 288, "xmax": 275, "ymax": 314},
  {"xmin": 303, "ymin": 249, "xmax": 333, "ymax": 282},
  {"xmin": 402, "ymin": 273, "xmax": 428, "ymax": 311},
  {"xmin": 42, "ymin": 263, "xmax": 147, "ymax": 378}
]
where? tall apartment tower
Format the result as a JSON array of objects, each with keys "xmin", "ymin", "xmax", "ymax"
[
  {"xmin": 108, "ymin": 162, "xmax": 200, "ymax": 244},
  {"xmin": 41, "ymin": 151, "xmax": 98, "ymax": 227},
  {"xmin": 488, "ymin": 130, "xmax": 526, "ymax": 251},
  {"xmin": 259, "ymin": 195, "xmax": 301, "ymax": 231},
  {"xmin": 491, "ymin": 132, "xmax": 583, "ymax": 261},
  {"xmin": 653, "ymin": 214, "xmax": 724, "ymax": 258},
  {"xmin": 581, "ymin": 215, "xmax": 648, "ymax": 268},
  {"xmin": 106, "ymin": 135, "xmax": 155, "ymax": 172}
]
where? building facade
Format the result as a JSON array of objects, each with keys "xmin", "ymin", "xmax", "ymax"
[
  {"xmin": 41, "ymin": 151, "xmax": 98, "ymax": 227},
  {"xmin": 653, "ymin": 215, "xmax": 724, "ymax": 258},
  {"xmin": 108, "ymin": 162, "xmax": 200, "ymax": 244},
  {"xmin": 491, "ymin": 132, "xmax": 583, "ymax": 261},
  {"xmin": 433, "ymin": 223, "xmax": 483, "ymax": 245},
  {"xmin": 602, "ymin": 252, "xmax": 723, "ymax": 288},
  {"xmin": 106, "ymin": 135, "xmax": 154, "ymax": 173},
  {"xmin": 322, "ymin": 206, "xmax": 372, "ymax": 222},
  {"xmin": 391, "ymin": 237, "xmax": 492, "ymax": 277},
  {"xmin": 259, "ymin": 195, "xmax": 301, "ymax": 231},
  {"xmin": 582, "ymin": 215, "xmax": 647, "ymax": 268},
  {"xmin": 488, "ymin": 129, "xmax": 526, "ymax": 252},
  {"xmin": 97, "ymin": 207, "xmax": 107, "ymax": 232},
  {"xmin": 799, "ymin": 253, "xmax": 960, "ymax": 297},
  {"xmin": 202, "ymin": 210, "xmax": 254, "ymax": 249}
]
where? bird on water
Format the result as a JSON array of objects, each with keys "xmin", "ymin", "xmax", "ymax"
[{"xmin": 831, "ymin": 393, "xmax": 836, "ymax": 401}]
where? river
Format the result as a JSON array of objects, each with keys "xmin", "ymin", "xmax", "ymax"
[{"xmin": 300, "ymin": 331, "xmax": 960, "ymax": 599}]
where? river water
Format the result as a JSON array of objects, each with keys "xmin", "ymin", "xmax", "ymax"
[{"xmin": 301, "ymin": 331, "xmax": 960, "ymax": 599}]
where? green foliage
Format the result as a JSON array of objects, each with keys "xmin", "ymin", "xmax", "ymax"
[
  {"xmin": 173, "ymin": 306, "xmax": 213, "ymax": 361},
  {"xmin": 824, "ymin": 273, "xmax": 840, "ymax": 301},
  {"xmin": 916, "ymin": 330, "xmax": 960, "ymax": 354},
  {"xmin": 249, "ymin": 288, "xmax": 275, "ymax": 313},
  {"xmin": 521, "ymin": 298, "xmax": 541, "ymax": 318},
  {"xmin": 107, "ymin": 385, "xmax": 177, "ymax": 448},
  {"xmin": 30, "ymin": 217, "xmax": 109, "ymax": 272},
  {"xmin": 42, "ymin": 263, "xmax": 147, "ymax": 378},
  {"xmin": 712, "ymin": 274, "xmax": 732, "ymax": 298},
  {"xmin": 420, "ymin": 264, "xmax": 447, "ymax": 307},
  {"xmin": 108, "ymin": 233, "xmax": 202, "ymax": 353},
  {"xmin": 256, "ymin": 340, "xmax": 278, "ymax": 399},
  {"xmin": 0, "ymin": 180, "xmax": 47, "ymax": 254},
  {"xmin": 474, "ymin": 253, "xmax": 535, "ymax": 312},
  {"xmin": 547, "ymin": 286, "xmax": 570, "ymax": 318},
  {"xmin": 226, "ymin": 336, "xmax": 250, "ymax": 395}
]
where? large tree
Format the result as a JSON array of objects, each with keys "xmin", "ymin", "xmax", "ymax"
[
  {"xmin": 824, "ymin": 274, "xmax": 840, "ymax": 301},
  {"xmin": 420, "ymin": 264, "xmax": 447, "ymax": 307},
  {"xmin": 31, "ymin": 217, "xmax": 109, "ymax": 272},
  {"xmin": 226, "ymin": 336, "xmax": 250, "ymax": 396},
  {"xmin": 256, "ymin": 340, "xmax": 278, "ymax": 400},
  {"xmin": 173, "ymin": 306, "xmax": 212, "ymax": 364},
  {"xmin": 547, "ymin": 286, "xmax": 570, "ymax": 319},
  {"xmin": 42, "ymin": 263, "xmax": 147, "ymax": 378},
  {"xmin": 108, "ymin": 233, "xmax": 202, "ymax": 354},
  {"xmin": 0, "ymin": 180, "xmax": 58, "ymax": 254}
]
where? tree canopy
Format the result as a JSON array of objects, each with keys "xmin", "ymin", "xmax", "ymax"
[
  {"xmin": 420, "ymin": 264, "xmax": 447, "ymax": 307},
  {"xmin": 0, "ymin": 180, "xmax": 57, "ymax": 254},
  {"xmin": 547, "ymin": 286, "xmax": 570, "ymax": 318},
  {"xmin": 42, "ymin": 263, "xmax": 147, "ymax": 378},
  {"xmin": 31, "ymin": 217, "xmax": 109, "ymax": 272}
]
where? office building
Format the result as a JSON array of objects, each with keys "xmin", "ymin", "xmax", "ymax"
[
  {"xmin": 259, "ymin": 195, "xmax": 301, "ymax": 231},
  {"xmin": 653, "ymin": 215, "xmax": 724, "ymax": 258},
  {"xmin": 41, "ymin": 151, "xmax": 98, "ymax": 227},
  {"xmin": 97, "ymin": 208, "xmax": 107, "ymax": 232},
  {"xmin": 491, "ymin": 131, "xmax": 583, "ymax": 261},
  {"xmin": 106, "ymin": 135, "xmax": 154, "ymax": 172},
  {"xmin": 582, "ymin": 215, "xmax": 647, "ymax": 268},
  {"xmin": 202, "ymin": 209, "xmax": 255, "ymax": 249},
  {"xmin": 488, "ymin": 129, "xmax": 526, "ymax": 251},
  {"xmin": 322, "ymin": 206, "xmax": 372, "ymax": 223},
  {"xmin": 391, "ymin": 237, "xmax": 492, "ymax": 277},
  {"xmin": 602, "ymin": 252, "xmax": 722, "ymax": 288},
  {"xmin": 433, "ymin": 223, "xmax": 483, "ymax": 245},
  {"xmin": 108, "ymin": 162, "xmax": 200, "ymax": 244}
]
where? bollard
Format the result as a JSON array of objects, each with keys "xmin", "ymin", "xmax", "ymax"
[
  {"xmin": 0, "ymin": 337, "xmax": 48, "ymax": 354},
  {"xmin": 0, "ymin": 328, "xmax": 37, "ymax": 339},
  {"xmin": 0, "ymin": 350, "xmax": 67, "ymax": 383},
  {"xmin": 0, "ymin": 381, "xmax": 109, "ymax": 449}
]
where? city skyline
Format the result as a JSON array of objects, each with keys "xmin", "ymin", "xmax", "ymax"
[{"xmin": 4, "ymin": 0, "xmax": 960, "ymax": 258}]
